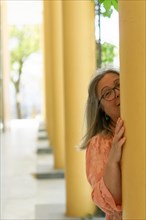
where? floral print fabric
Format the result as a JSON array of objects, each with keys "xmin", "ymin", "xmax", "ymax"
[{"xmin": 86, "ymin": 134, "xmax": 122, "ymax": 220}]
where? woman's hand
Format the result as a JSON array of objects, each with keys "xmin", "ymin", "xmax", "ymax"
[
  {"xmin": 113, "ymin": 211, "xmax": 122, "ymax": 220},
  {"xmin": 108, "ymin": 118, "xmax": 126, "ymax": 164},
  {"xmin": 104, "ymin": 118, "xmax": 126, "ymax": 204}
]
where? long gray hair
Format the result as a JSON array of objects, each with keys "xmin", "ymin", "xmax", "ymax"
[{"xmin": 80, "ymin": 68, "xmax": 120, "ymax": 149}]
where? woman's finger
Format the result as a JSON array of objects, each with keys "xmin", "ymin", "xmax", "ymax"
[
  {"xmin": 118, "ymin": 136, "xmax": 126, "ymax": 148},
  {"xmin": 113, "ymin": 127, "xmax": 124, "ymax": 145},
  {"xmin": 117, "ymin": 126, "xmax": 125, "ymax": 140},
  {"xmin": 115, "ymin": 118, "xmax": 124, "ymax": 134}
]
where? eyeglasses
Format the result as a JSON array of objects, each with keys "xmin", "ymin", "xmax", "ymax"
[{"xmin": 98, "ymin": 83, "xmax": 120, "ymax": 103}]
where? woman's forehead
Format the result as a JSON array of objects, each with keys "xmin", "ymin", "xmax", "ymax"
[{"xmin": 97, "ymin": 73, "xmax": 119, "ymax": 94}]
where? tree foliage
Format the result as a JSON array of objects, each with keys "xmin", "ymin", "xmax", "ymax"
[
  {"xmin": 95, "ymin": 0, "xmax": 118, "ymax": 17},
  {"xmin": 9, "ymin": 25, "xmax": 40, "ymax": 118},
  {"xmin": 96, "ymin": 42, "xmax": 117, "ymax": 67},
  {"xmin": 94, "ymin": 0, "xmax": 118, "ymax": 68},
  {"xmin": 101, "ymin": 42, "xmax": 117, "ymax": 65}
]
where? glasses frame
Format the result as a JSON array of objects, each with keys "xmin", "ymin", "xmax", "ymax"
[{"xmin": 98, "ymin": 85, "xmax": 120, "ymax": 104}]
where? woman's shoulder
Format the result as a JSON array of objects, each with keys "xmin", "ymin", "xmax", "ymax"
[
  {"xmin": 87, "ymin": 133, "xmax": 112, "ymax": 152},
  {"xmin": 89, "ymin": 132, "xmax": 112, "ymax": 144}
]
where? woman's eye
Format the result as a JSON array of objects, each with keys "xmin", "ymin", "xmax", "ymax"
[
  {"xmin": 115, "ymin": 83, "xmax": 120, "ymax": 88},
  {"xmin": 104, "ymin": 90, "xmax": 111, "ymax": 98}
]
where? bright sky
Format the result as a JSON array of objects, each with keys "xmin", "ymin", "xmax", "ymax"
[
  {"xmin": 95, "ymin": 10, "xmax": 119, "ymax": 47},
  {"xmin": 7, "ymin": 0, "xmax": 43, "ymax": 25},
  {"xmin": 7, "ymin": 0, "xmax": 119, "ymax": 47}
]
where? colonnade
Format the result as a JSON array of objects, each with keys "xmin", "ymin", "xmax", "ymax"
[
  {"xmin": 43, "ymin": 0, "xmax": 146, "ymax": 218},
  {"xmin": 43, "ymin": 0, "xmax": 96, "ymax": 217},
  {"xmin": 1, "ymin": 0, "xmax": 146, "ymax": 218}
]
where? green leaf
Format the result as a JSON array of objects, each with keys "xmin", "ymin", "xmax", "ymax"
[
  {"xmin": 103, "ymin": 0, "xmax": 112, "ymax": 11},
  {"xmin": 102, "ymin": 8, "xmax": 113, "ymax": 18},
  {"xmin": 98, "ymin": 0, "xmax": 105, "ymax": 3},
  {"xmin": 111, "ymin": 0, "xmax": 118, "ymax": 11}
]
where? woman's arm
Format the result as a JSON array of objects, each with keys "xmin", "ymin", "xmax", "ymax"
[
  {"xmin": 104, "ymin": 161, "xmax": 122, "ymax": 205},
  {"xmin": 103, "ymin": 118, "xmax": 126, "ymax": 205},
  {"xmin": 86, "ymin": 135, "xmax": 122, "ymax": 215}
]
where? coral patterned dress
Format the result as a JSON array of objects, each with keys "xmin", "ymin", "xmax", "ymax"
[{"xmin": 86, "ymin": 134, "xmax": 122, "ymax": 220}]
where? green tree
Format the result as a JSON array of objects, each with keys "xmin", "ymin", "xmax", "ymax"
[
  {"xmin": 94, "ymin": 0, "xmax": 118, "ymax": 68},
  {"xmin": 9, "ymin": 25, "xmax": 40, "ymax": 118},
  {"xmin": 96, "ymin": 41, "xmax": 117, "ymax": 67}
]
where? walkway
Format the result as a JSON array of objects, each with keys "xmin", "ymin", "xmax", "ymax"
[{"xmin": 1, "ymin": 119, "xmax": 105, "ymax": 220}]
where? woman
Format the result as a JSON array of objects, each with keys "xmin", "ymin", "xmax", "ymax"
[{"xmin": 81, "ymin": 68, "xmax": 126, "ymax": 220}]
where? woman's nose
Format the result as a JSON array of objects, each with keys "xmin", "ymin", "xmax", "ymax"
[{"xmin": 115, "ymin": 88, "xmax": 120, "ymax": 97}]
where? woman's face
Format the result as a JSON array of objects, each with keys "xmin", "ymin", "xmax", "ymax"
[{"xmin": 97, "ymin": 73, "xmax": 120, "ymax": 123}]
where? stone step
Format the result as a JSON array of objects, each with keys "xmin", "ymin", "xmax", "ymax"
[
  {"xmin": 32, "ymin": 165, "xmax": 64, "ymax": 179},
  {"xmin": 35, "ymin": 204, "xmax": 79, "ymax": 220},
  {"xmin": 37, "ymin": 131, "xmax": 48, "ymax": 140},
  {"xmin": 36, "ymin": 147, "xmax": 52, "ymax": 154},
  {"xmin": 36, "ymin": 137, "xmax": 52, "ymax": 154},
  {"xmin": 38, "ymin": 121, "xmax": 46, "ymax": 132},
  {"xmin": 35, "ymin": 204, "xmax": 105, "ymax": 220}
]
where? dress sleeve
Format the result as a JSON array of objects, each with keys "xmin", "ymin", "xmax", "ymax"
[{"xmin": 86, "ymin": 135, "xmax": 122, "ymax": 215}]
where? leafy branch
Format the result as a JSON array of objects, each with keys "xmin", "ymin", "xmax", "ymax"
[{"xmin": 9, "ymin": 25, "xmax": 40, "ymax": 118}]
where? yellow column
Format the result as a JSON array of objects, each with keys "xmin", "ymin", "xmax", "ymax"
[
  {"xmin": 49, "ymin": 0, "xmax": 65, "ymax": 168},
  {"xmin": 119, "ymin": 1, "xmax": 146, "ymax": 219},
  {"xmin": 63, "ymin": 0, "xmax": 96, "ymax": 217},
  {"xmin": 42, "ymin": 0, "xmax": 54, "ymax": 144},
  {"xmin": 43, "ymin": 0, "xmax": 65, "ymax": 168},
  {"xmin": 0, "ymin": 1, "xmax": 10, "ymax": 130}
]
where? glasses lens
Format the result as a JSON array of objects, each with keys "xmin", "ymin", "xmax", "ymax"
[
  {"xmin": 104, "ymin": 89, "xmax": 115, "ymax": 101},
  {"xmin": 116, "ymin": 82, "xmax": 120, "ymax": 89}
]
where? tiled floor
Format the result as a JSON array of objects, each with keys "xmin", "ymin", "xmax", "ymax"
[
  {"xmin": 1, "ymin": 119, "xmax": 66, "ymax": 220},
  {"xmin": 1, "ymin": 119, "xmax": 105, "ymax": 220}
]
